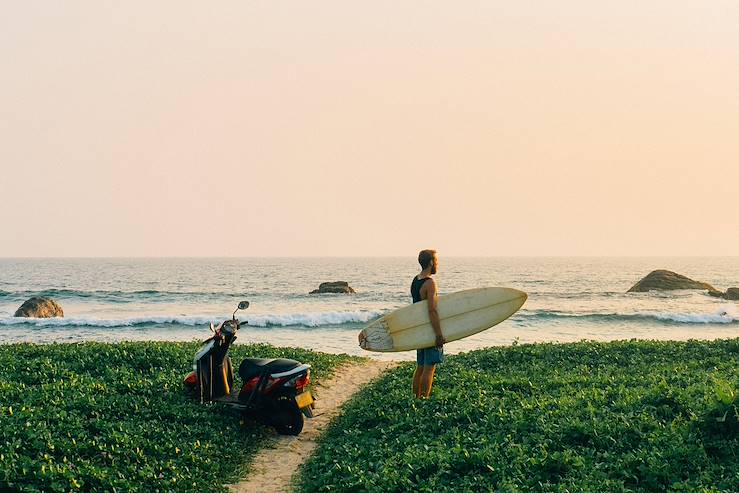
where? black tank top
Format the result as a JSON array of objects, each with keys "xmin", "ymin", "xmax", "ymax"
[{"xmin": 411, "ymin": 276, "xmax": 430, "ymax": 303}]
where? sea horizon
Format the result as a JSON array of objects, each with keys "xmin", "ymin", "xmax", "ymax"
[{"xmin": 3, "ymin": 255, "xmax": 738, "ymax": 259}]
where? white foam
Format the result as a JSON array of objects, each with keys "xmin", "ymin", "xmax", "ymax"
[
  {"xmin": 0, "ymin": 315, "xmax": 215, "ymax": 328},
  {"xmin": 245, "ymin": 310, "xmax": 383, "ymax": 327},
  {"xmin": 522, "ymin": 306, "xmax": 739, "ymax": 324},
  {"xmin": 638, "ymin": 305, "xmax": 739, "ymax": 324},
  {"xmin": 0, "ymin": 310, "xmax": 384, "ymax": 328}
]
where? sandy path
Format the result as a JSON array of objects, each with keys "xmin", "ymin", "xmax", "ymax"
[{"xmin": 227, "ymin": 360, "xmax": 396, "ymax": 493}]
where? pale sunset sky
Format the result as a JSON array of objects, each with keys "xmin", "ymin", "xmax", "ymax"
[{"xmin": 1, "ymin": 2, "xmax": 737, "ymax": 257}]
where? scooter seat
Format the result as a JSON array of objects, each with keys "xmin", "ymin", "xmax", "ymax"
[{"xmin": 238, "ymin": 358, "xmax": 301, "ymax": 381}]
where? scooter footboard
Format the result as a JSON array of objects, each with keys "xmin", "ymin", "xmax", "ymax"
[{"xmin": 197, "ymin": 355, "xmax": 235, "ymax": 402}]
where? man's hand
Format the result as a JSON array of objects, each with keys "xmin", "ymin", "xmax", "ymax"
[{"xmin": 435, "ymin": 334, "xmax": 446, "ymax": 348}]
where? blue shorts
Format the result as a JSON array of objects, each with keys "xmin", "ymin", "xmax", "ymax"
[{"xmin": 417, "ymin": 346, "xmax": 444, "ymax": 366}]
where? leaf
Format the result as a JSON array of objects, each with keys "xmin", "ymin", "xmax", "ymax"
[{"xmin": 715, "ymin": 380, "xmax": 736, "ymax": 406}]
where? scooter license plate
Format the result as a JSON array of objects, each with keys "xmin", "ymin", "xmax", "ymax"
[{"xmin": 295, "ymin": 391, "xmax": 314, "ymax": 408}]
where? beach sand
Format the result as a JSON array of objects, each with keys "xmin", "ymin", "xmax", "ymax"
[{"xmin": 226, "ymin": 360, "xmax": 397, "ymax": 493}]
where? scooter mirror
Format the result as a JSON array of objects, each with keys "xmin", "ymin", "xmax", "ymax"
[{"xmin": 238, "ymin": 301, "xmax": 250, "ymax": 310}]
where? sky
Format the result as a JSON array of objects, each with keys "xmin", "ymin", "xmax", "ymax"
[{"xmin": 1, "ymin": 1, "xmax": 738, "ymax": 257}]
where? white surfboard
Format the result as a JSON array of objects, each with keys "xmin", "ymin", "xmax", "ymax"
[{"xmin": 358, "ymin": 287, "xmax": 527, "ymax": 352}]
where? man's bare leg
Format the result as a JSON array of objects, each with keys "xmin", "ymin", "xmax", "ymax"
[
  {"xmin": 420, "ymin": 364, "xmax": 436, "ymax": 398},
  {"xmin": 413, "ymin": 365, "xmax": 423, "ymax": 397}
]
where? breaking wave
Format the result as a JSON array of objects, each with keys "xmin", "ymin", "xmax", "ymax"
[
  {"xmin": 2, "ymin": 305, "xmax": 736, "ymax": 330},
  {"xmin": 0, "ymin": 310, "xmax": 384, "ymax": 329},
  {"xmin": 523, "ymin": 305, "xmax": 739, "ymax": 324}
]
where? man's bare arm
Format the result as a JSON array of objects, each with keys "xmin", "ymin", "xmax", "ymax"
[{"xmin": 423, "ymin": 279, "xmax": 445, "ymax": 348}]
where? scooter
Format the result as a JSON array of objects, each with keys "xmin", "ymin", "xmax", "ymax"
[{"xmin": 183, "ymin": 301, "xmax": 315, "ymax": 435}]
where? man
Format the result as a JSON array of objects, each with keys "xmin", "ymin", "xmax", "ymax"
[{"xmin": 411, "ymin": 249, "xmax": 445, "ymax": 398}]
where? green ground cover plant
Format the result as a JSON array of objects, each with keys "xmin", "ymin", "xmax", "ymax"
[
  {"xmin": 0, "ymin": 341, "xmax": 359, "ymax": 492},
  {"xmin": 298, "ymin": 339, "xmax": 739, "ymax": 493}
]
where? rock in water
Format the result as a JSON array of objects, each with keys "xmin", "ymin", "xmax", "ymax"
[
  {"xmin": 14, "ymin": 297, "xmax": 64, "ymax": 318},
  {"xmin": 627, "ymin": 270, "xmax": 716, "ymax": 293},
  {"xmin": 310, "ymin": 281, "xmax": 356, "ymax": 294},
  {"xmin": 708, "ymin": 288, "xmax": 739, "ymax": 300}
]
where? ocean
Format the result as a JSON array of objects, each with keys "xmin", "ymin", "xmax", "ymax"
[{"xmin": 0, "ymin": 257, "xmax": 737, "ymax": 360}]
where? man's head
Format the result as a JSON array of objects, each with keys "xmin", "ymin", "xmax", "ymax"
[{"xmin": 418, "ymin": 249, "xmax": 438, "ymax": 275}]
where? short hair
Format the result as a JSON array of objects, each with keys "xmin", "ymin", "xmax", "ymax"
[{"xmin": 418, "ymin": 249, "xmax": 437, "ymax": 269}]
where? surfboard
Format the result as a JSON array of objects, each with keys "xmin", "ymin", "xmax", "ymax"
[{"xmin": 358, "ymin": 287, "xmax": 527, "ymax": 352}]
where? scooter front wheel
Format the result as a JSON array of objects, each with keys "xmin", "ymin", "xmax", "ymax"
[{"xmin": 271, "ymin": 395, "xmax": 304, "ymax": 435}]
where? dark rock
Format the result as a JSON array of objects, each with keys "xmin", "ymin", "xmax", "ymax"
[
  {"xmin": 709, "ymin": 288, "xmax": 739, "ymax": 300},
  {"xmin": 14, "ymin": 297, "xmax": 64, "ymax": 318},
  {"xmin": 310, "ymin": 281, "xmax": 356, "ymax": 294},
  {"xmin": 708, "ymin": 290, "xmax": 725, "ymax": 298},
  {"xmin": 627, "ymin": 270, "xmax": 716, "ymax": 293}
]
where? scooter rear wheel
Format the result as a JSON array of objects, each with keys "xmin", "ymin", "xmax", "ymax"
[{"xmin": 272, "ymin": 395, "xmax": 304, "ymax": 435}]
